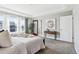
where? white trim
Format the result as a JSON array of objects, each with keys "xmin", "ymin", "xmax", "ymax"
[{"xmin": 0, "ymin": 5, "xmax": 32, "ymax": 17}]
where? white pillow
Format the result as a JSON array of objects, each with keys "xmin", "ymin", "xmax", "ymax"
[{"xmin": 0, "ymin": 30, "xmax": 12, "ymax": 48}]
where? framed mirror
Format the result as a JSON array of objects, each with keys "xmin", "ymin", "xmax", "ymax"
[{"xmin": 33, "ymin": 20, "xmax": 38, "ymax": 35}]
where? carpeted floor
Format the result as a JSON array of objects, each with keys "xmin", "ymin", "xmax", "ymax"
[{"xmin": 36, "ymin": 39, "xmax": 76, "ymax": 54}]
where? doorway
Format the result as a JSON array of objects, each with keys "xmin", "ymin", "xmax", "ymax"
[{"xmin": 59, "ymin": 15, "xmax": 73, "ymax": 42}]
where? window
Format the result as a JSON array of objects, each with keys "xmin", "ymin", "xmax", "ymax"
[
  {"xmin": 0, "ymin": 21, "xmax": 2, "ymax": 29},
  {"xmin": 8, "ymin": 16, "xmax": 18, "ymax": 32},
  {"xmin": 10, "ymin": 21, "xmax": 17, "ymax": 32},
  {"xmin": 0, "ymin": 16, "xmax": 4, "ymax": 30},
  {"xmin": 19, "ymin": 17, "xmax": 25, "ymax": 32},
  {"xmin": 0, "ymin": 12, "xmax": 25, "ymax": 33}
]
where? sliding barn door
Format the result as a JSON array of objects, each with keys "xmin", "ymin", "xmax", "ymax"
[{"xmin": 60, "ymin": 15, "xmax": 72, "ymax": 42}]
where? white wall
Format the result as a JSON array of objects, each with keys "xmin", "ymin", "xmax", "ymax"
[
  {"xmin": 42, "ymin": 18, "xmax": 56, "ymax": 39},
  {"xmin": 59, "ymin": 15, "xmax": 72, "ymax": 42},
  {"xmin": 73, "ymin": 5, "xmax": 79, "ymax": 54},
  {"xmin": 36, "ymin": 11, "xmax": 72, "ymax": 39}
]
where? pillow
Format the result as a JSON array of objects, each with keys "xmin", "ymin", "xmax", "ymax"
[
  {"xmin": 27, "ymin": 34, "xmax": 35, "ymax": 38},
  {"xmin": 0, "ymin": 30, "xmax": 12, "ymax": 48},
  {"xmin": 0, "ymin": 29, "xmax": 4, "ymax": 33}
]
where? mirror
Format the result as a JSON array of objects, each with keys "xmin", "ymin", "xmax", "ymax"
[{"xmin": 33, "ymin": 20, "xmax": 38, "ymax": 35}]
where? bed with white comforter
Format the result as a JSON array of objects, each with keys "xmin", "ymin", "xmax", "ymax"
[
  {"xmin": 0, "ymin": 36, "xmax": 45, "ymax": 54},
  {"xmin": 11, "ymin": 36, "xmax": 45, "ymax": 54},
  {"xmin": 0, "ymin": 38, "xmax": 27, "ymax": 54}
]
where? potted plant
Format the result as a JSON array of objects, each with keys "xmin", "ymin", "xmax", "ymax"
[{"xmin": 29, "ymin": 22, "xmax": 34, "ymax": 33}]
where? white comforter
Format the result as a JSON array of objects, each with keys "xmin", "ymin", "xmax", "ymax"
[
  {"xmin": 0, "ymin": 38, "xmax": 27, "ymax": 54},
  {"xmin": 11, "ymin": 36, "xmax": 45, "ymax": 54},
  {"xmin": 0, "ymin": 36, "xmax": 45, "ymax": 54}
]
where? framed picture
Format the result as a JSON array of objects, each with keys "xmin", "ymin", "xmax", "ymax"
[{"xmin": 46, "ymin": 19, "xmax": 55, "ymax": 31}]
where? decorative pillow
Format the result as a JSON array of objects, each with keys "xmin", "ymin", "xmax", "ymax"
[
  {"xmin": 0, "ymin": 30, "xmax": 12, "ymax": 48},
  {"xmin": 0, "ymin": 30, "xmax": 4, "ymax": 33},
  {"xmin": 27, "ymin": 34, "xmax": 35, "ymax": 38}
]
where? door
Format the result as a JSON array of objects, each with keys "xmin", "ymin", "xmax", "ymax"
[{"xmin": 60, "ymin": 15, "xmax": 72, "ymax": 42}]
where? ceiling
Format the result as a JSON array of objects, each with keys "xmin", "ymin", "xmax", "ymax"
[{"xmin": 0, "ymin": 4, "xmax": 72, "ymax": 17}]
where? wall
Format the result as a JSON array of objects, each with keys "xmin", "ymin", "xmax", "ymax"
[
  {"xmin": 59, "ymin": 15, "xmax": 72, "ymax": 42},
  {"xmin": 73, "ymin": 5, "xmax": 79, "ymax": 54},
  {"xmin": 36, "ymin": 10, "xmax": 72, "ymax": 39}
]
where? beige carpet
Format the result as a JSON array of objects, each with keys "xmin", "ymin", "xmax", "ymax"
[{"xmin": 36, "ymin": 39, "xmax": 76, "ymax": 54}]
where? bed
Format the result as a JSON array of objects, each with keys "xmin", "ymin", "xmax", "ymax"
[
  {"xmin": 0, "ymin": 38, "xmax": 27, "ymax": 54},
  {"xmin": 11, "ymin": 36, "xmax": 45, "ymax": 54},
  {"xmin": 0, "ymin": 31, "xmax": 45, "ymax": 54}
]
